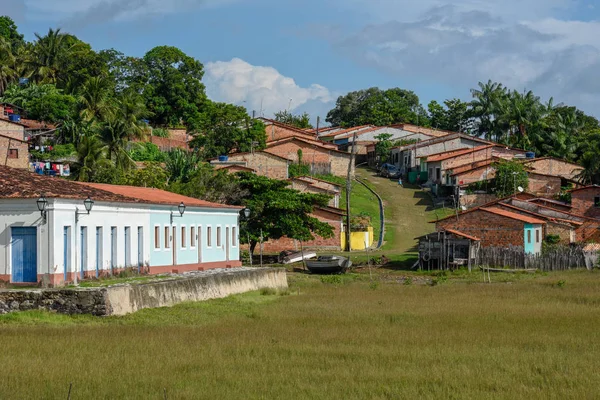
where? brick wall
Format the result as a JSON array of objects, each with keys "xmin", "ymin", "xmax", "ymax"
[
  {"xmin": 525, "ymin": 158, "xmax": 583, "ymax": 180},
  {"xmin": 266, "ymin": 140, "xmax": 353, "ymax": 177},
  {"xmin": 493, "ymin": 204, "xmax": 575, "ymax": 244},
  {"xmin": 265, "ymin": 124, "xmax": 317, "ymax": 143},
  {"xmin": 0, "ymin": 136, "xmax": 28, "ymax": 169},
  {"xmin": 436, "ymin": 210, "xmax": 526, "ymax": 248},
  {"xmin": 149, "ymin": 136, "xmax": 188, "ymax": 151},
  {"xmin": 460, "ymin": 193, "xmax": 497, "ymax": 209},
  {"xmin": 167, "ymin": 129, "xmax": 188, "ymax": 142},
  {"xmin": 455, "ymin": 167, "xmax": 496, "ymax": 186},
  {"xmin": 571, "ymin": 188, "xmax": 600, "ymax": 219},
  {"xmin": 261, "ymin": 208, "xmax": 343, "ymax": 252},
  {"xmin": 0, "ymin": 119, "xmax": 25, "ymax": 140},
  {"xmin": 576, "ymin": 220, "xmax": 600, "ymax": 243},
  {"xmin": 528, "ymin": 173, "xmax": 562, "ymax": 197},
  {"xmin": 223, "ymin": 151, "xmax": 289, "ymax": 180},
  {"xmin": 289, "ymin": 179, "xmax": 339, "ymax": 207}
]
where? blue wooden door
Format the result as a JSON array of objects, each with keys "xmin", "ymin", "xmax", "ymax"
[{"xmin": 11, "ymin": 227, "xmax": 37, "ymax": 283}]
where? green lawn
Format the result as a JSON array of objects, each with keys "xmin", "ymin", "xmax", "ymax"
[{"xmin": 1, "ymin": 269, "xmax": 599, "ymax": 399}]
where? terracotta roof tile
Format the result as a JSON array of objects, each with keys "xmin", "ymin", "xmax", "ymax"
[
  {"xmin": 80, "ymin": 183, "xmax": 241, "ymax": 209},
  {"xmin": 481, "ymin": 207, "xmax": 546, "ymax": 224},
  {"xmin": 569, "ymin": 185, "xmax": 600, "ymax": 193},
  {"xmin": 443, "ymin": 228, "xmax": 480, "ymax": 241},
  {"xmin": 0, "ymin": 165, "xmax": 238, "ymax": 210},
  {"xmin": 427, "ymin": 145, "xmax": 495, "ymax": 162}
]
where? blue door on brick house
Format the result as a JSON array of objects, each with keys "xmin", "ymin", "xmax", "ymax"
[{"xmin": 11, "ymin": 227, "xmax": 37, "ymax": 283}]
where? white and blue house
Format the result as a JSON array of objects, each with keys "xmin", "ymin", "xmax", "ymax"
[{"xmin": 0, "ymin": 166, "xmax": 242, "ymax": 286}]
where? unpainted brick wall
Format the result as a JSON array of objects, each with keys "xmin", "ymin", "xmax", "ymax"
[
  {"xmin": 436, "ymin": 210, "xmax": 527, "ymax": 248},
  {"xmin": 571, "ymin": 188, "xmax": 600, "ymax": 219},
  {"xmin": 0, "ymin": 137, "xmax": 28, "ymax": 169},
  {"xmin": 0, "ymin": 119, "xmax": 25, "ymax": 140},
  {"xmin": 266, "ymin": 141, "xmax": 353, "ymax": 177},
  {"xmin": 528, "ymin": 174, "xmax": 562, "ymax": 197},
  {"xmin": 261, "ymin": 209, "xmax": 343, "ymax": 252},
  {"xmin": 226, "ymin": 152, "xmax": 289, "ymax": 180},
  {"xmin": 526, "ymin": 158, "xmax": 583, "ymax": 180}
]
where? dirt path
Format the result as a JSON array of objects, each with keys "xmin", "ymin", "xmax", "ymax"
[{"xmin": 356, "ymin": 168, "xmax": 452, "ymax": 254}]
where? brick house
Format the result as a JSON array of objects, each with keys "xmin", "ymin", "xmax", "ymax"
[
  {"xmin": 211, "ymin": 151, "xmax": 290, "ymax": 180},
  {"xmin": 522, "ymin": 157, "xmax": 583, "ymax": 180},
  {"xmin": 288, "ymin": 176, "xmax": 341, "ymax": 207},
  {"xmin": 527, "ymin": 172, "xmax": 562, "ymax": 197},
  {"xmin": 436, "ymin": 207, "xmax": 545, "ymax": 254},
  {"xmin": 0, "ymin": 133, "xmax": 29, "ymax": 169},
  {"xmin": 259, "ymin": 118, "xmax": 333, "ymax": 144},
  {"xmin": 265, "ymin": 137, "xmax": 353, "ymax": 177},
  {"xmin": 0, "ymin": 117, "xmax": 26, "ymax": 141},
  {"xmin": 570, "ymin": 186, "xmax": 600, "ymax": 219},
  {"xmin": 426, "ymin": 145, "xmax": 523, "ymax": 186},
  {"xmin": 260, "ymin": 206, "xmax": 345, "ymax": 252}
]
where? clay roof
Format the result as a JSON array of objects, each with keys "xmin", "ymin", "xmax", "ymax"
[
  {"xmin": 569, "ymin": 185, "xmax": 600, "ymax": 193},
  {"xmin": 266, "ymin": 136, "xmax": 349, "ymax": 155},
  {"xmin": 219, "ymin": 165, "xmax": 256, "ymax": 172},
  {"xmin": 81, "ymin": 183, "xmax": 241, "ymax": 209},
  {"xmin": 496, "ymin": 203, "xmax": 581, "ymax": 226},
  {"xmin": 481, "ymin": 207, "xmax": 546, "ymax": 224},
  {"xmin": 320, "ymin": 125, "xmax": 372, "ymax": 138},
  {"xmin": 522, "ymin": 157, "xmax": 583, "ymax": 168},
  {"xmin": 443, "ymin": 228, "xmax": 481, "ymax": 241},
  {"xmin": 427, "ymin": 145, "xmax": 495, "ymax": 162},
  {"xmin": 315, "ymin": 206, "xmax": 346, "ymax": 216},
  {"xmin": 296, "ymin": 176, "xmax": 342, "ymax": 189},
  {"xmin": 392, "ymin": 133, "xmax": 493, "ymax": 151},
  {"xmin": 389, "ymin": 123, "xmax": 455, "ymax": 137},
  {"xmin": 528, "ymin": 198, "xmax": 572, "ymax": 208},
  {"xmin": 0, "ymin": 116, "xmax": 28, "ymax": 127},
  {"xmin": 0, "ymin": 165, "xmax": 239, "ymax": 210},
  {"xmin": 450, "ymin": 159, "xmax": 497, "ymax": 176},
  {"xmin": 209, "ymin": 150, "xmax": 292, "ymax": 162}
]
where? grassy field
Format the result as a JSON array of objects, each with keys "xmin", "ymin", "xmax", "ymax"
[{"xmin": 1, "ymin": 269, "xmax": 600, "ymax": 399}]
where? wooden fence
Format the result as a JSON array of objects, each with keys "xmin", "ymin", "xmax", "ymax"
[{"xmin": 476, "ymin": 246, "xmax": 597, "ymax": 271}]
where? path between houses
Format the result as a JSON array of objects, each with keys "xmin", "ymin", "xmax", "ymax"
[{"xmin": 355, "ymin": 168, "xmax": 453, "ymax": 254}]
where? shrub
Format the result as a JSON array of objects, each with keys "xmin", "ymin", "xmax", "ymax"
[{"xmin": 152, "ymin": 128, "xmax": 170, "ymax": 138}]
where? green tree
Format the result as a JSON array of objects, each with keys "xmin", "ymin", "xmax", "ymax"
[
  {"xmin": 493, "ymin": 160, "xmax": 529, "ymax": 198},
  {"xmin": 0, "ymin": 37, "xmax": 17, "ymax": 95},
  {"xmin": 0, "ymin": 83, "xmax": 76, "ymax": 122},
  {"xmin": 165, "ymin": 148, "xmax": 201, "ymax": 183},
  {"xmin": 129, "ymin": 142, "xmax": 167, "ymax": 162},
  {"xmin": 374, "ymin": 133, "xmax": 393, "ymax": 164},
  {"xmin": 428, "ymin": 98, "xmax": 472, "ymax": 132},
  {"xmin": 78, "ymin": 76, "xmax": 114, "ymax": 122},
  {"xmin": 470, "ymin": 80, "xmax": 507, "ymax": 141},
  {"xmin": 326, "ymin": 87, "xmax": 428, "ymax": 127},
  {"xmin": 27, "ymin": 28, "xmax": 84, "ymax": 84},
  {"xmin": 0, "ymin": 16, "xmax": 24, "ymax": 50},
  {"xmin": 169, "ymin": 163, "xmax": 247, "ymax": 204},
  {"xmin": 574, "ymin": 131, "xmax": 600, "ymax": 185},
  {"xmin": 233, "ymin": 173, "xmax": 334, "ymax": 253},
  {"xmin": 191, "ymin": 102, "xmax": 266, "ymax": 158},
  {"xmin": 73, "ymin": 134, "xmax": 108, "ymax": 182},
  {"xmin": 125, "ymin": 162, "xmax": 168, "ymax": 189},
  {"xmin": 274, "ymin": 110, "xmax": 313, "ymax": 129},
  {"xmin": 139, "ymin": 46, "xmax": 206, "ymax": 128}
]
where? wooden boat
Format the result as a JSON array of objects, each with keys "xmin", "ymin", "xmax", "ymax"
[
  {"xmin": 305, "ymin": 256, "xmax": 352, "ymax": 274},
  {"xmin": 278, "ymin": 250, "xmax": 317, "ymax": 264}
]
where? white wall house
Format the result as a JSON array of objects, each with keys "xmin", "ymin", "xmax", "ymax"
[{"xmin": 0, "ymin": 166, "xmax": 241, "ymax": 286}]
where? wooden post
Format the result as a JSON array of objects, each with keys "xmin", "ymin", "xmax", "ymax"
[{"xmin": 345, "ymin": 130, "xmax": 359, "ymax": 252}]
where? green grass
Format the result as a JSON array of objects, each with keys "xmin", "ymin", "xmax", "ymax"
[
  {"xmin": 1, "ymin": 270, "xmax": 600, "ymax": 399},
  {"xmin": 316, "ymin": 173, "xmax": 382, "ymax": 245}
]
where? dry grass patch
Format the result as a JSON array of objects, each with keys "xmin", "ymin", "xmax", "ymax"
[{"xmin": 0, "ymin": 271, "xmax": 599, "ymax": 399}]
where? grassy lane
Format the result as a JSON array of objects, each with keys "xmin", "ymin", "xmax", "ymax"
[
  {"xmin": 355, "ymin": 168, "xmax": 454, "ymax": 254},
  {"xmin": 1, "ymin": 270, "xmax": 600, "ymax": 399}
]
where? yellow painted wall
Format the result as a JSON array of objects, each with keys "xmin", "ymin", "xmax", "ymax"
[{"xmin": 341, "ymin": 227, "xmax": 374, "ymax": 250}]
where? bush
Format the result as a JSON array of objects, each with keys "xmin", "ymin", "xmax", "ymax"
[
  {"xmin": 289, "ymin": 163, "xmax": 311, "ymax": 178},
  {"xmin": 152, "ymin": 128, "xmax": 169, "ymax": 138}
]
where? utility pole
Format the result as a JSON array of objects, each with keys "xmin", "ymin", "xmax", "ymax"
[{"xmin": 345, "ymin": 130, "xmax": 359, "ymax": 252}]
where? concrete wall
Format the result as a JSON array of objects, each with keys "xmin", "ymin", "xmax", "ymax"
[
  {"xmin": 106, "ymin": 268, "xmax": 288, "ymax": 316},
  {"xmin": 0, "ymin": 267, "xmax": 288, "ymax": 316},
  {"xmin": 0, "ymin": 136, "xmax": 28, "ymax": 169}
]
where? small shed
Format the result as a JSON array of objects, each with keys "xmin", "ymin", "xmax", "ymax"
[{"xmin": 417, "ymin": 228, "xmax": 480, "ymax": 271}]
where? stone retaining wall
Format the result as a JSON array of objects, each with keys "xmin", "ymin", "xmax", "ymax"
[{"xmin": 0, "ymin": 268, "xmax": 288, "ymax": 316}]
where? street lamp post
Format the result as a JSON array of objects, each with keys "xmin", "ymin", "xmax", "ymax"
[{"xmin": 241, "ymin": 208, "xmax": 252, "ymax": 266}]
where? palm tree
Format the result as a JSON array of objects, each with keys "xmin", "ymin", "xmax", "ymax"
[
  {"xmin": 74, "ymin": 134, "xmax": 108, "ymax": 182},
  {"xmin": 0, "ymin": 37, "xmax": 18, "ymax": 95},
  {"xmin": 470, "ymin": 80, "xmax": 507, "ymax": 140},
  {"xmin": 27, "ymin": 28, "xmax": 81, "ymax": 84},
  {"xmin": 78, "ymin": 76, "xmax": 114, "ymax": 122},
  {"xmin": 495, "ymin": 90, "xmax": 543, "ymax": 148}
]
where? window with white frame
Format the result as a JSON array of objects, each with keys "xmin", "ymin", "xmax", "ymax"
[
  {"xmin": 190, "ymin": 226, "xmax": 195, "ymax": 248},
  {"xmin": 217, "ymin": 226, "xmax": 222, "ymax": 247}
]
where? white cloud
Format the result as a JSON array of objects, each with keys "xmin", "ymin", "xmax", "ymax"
[
  {"xmin": 204, "ymin": 58, "xmax": 333, "ymax": 118},
  {"xmin": 329, "ymin": 5, "xmax": 600, "ymax": 115}
]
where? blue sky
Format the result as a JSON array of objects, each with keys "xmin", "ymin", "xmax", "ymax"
[{"xmin": 3, "ymin": 0, "xmax": 600, "ymax": 122}]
